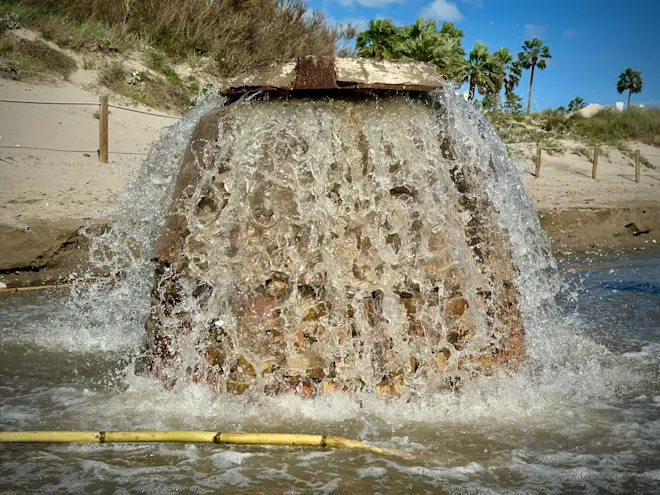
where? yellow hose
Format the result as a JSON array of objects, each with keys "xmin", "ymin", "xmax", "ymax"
[{"xmin": 0, "ymin": 430, "xmax": 412, "ymax": 458}]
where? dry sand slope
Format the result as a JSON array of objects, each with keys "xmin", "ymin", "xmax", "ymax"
[
  {"xmin": 514, "ymin": 140, "xmax": 660, "ymax": 210},
  {"xmin": 1, "ymin": 77, "xmax": 659, "ymax": 285},
  {"xmin": 0, "ymin": 78, "xmax": 176, "ymax": 277}
]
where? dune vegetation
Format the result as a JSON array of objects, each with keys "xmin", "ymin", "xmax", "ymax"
[
  {"xmin": 1, "ymin": 0, "xmax": 342, "ymax": 76},
  {"xmin": 0, "ymin": 0, "xmax": 350, "ymax": 112}
]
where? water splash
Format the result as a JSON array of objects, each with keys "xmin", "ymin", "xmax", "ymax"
[
  {"xmin": 2, "ymin": 83, "xmax": 658, "ymax": 493},
  {"xmin": 50, "ymin": 93, "xmax": 228, "ymax": 353},
  {"xmin": 52, "ymin": 86, "xmax": 621, "ymax": 401},
  {"xmin": 135, "ymin": 88, "xmax": 562, "ymax": 396},
  {"xmin": 430, "ymin": 91, "xmax": 567, "ymax": 360}
]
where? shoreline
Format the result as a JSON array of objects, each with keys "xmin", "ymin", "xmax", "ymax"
[
  {"xmin": 537, "ymin": 205, "xmax": 660, "ymax": 254},
  {"xmin": 1, "ymin": 205, "xmax": 659, "ymax": 289}
]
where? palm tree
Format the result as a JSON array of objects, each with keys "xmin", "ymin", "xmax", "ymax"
[
  {"xmin": 616, "ymin": 68, "xmax": 643, "ymax": 109},
  {"xmin": 395, "ymin": 18, "xmax": 465, "ymax": 82},
  {"xmin": 517, "ymin": 38, "xmax": 551, "ymax": 113},
  {"xmin": 399, "ymin": 17, "xmax": 438, "ymax": 41},
  {"xmin": 490, "ymin": 48, "xmax": 522, "ymax": 107},
  {"xmin": 355, "ymin": 17, "xmax": 468, "ymax": 84},
  {"xmin": 431, "ymin": 35, "xmax": 466, "ymax": 82},
  {"xmin": 396, "ymin": 19, "xmax": 441, "ymax": 62},
  {"xmin": 439, "ymin": 22, "xmax": 465, "ymax": 58},
  {"xmin": 567, "ymin": 96, "xmax": 586, "ymax": 112},
  {"xmin": 356, "ymin": 19, "xmax": 400, "ymax": 59},
  {"xmin": 505, "ymin": 61, "xmax": 522, "ymax": 96},
  {"xmin": 464, "ymin": 42, "xmax": 495, "ymax": 101}
]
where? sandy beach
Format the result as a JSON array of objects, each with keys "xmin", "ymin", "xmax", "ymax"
[
  {"xmin": 1, "ymin": 78, "xmax": 659, "ymax": 285},
  {"xmin": 519, "ymin": 144, "xmax": 660, "ymax": 210},
  {"xmin": 0, "ymin": 79, "xmax": 175, "ymax": 226},
  {"xmin": 515, "ymin": 140, "xmax": 660, "ymax": 254}
]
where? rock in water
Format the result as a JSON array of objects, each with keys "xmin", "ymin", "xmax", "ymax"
[{"xmin": 142, "ymin": 57, "xmax": 524, "ymax": 397}]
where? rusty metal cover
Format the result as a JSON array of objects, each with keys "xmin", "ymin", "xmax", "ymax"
[
  {"xmin": 294, "ymin": 56, "xmax": 339, "ymax": 89},
  {"xmin": 222, "ymin": 56, "xmax": 443, "ymax": 95}
]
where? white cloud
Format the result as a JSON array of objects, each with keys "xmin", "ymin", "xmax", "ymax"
[
  {"xmin": 421, "ymin": 0, "xmax": 463, "ymax": 21},
  {"xmin": 524, "ymin": 23, "xmax": 545, "ymax": 38},
  {"xmin": 337, "ymin": 0, "xmax": 404, "ymax": 7},
  {"xmin": 562, "ymin": 28, "xmax": 576, "ymax": 38}
]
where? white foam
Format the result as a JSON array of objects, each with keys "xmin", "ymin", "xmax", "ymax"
[
  {"xmin": 640, "ymin": 469, "xmax": 660, "ymax": 480},
  {"xmin": 357, "ymin": 466, "xmax": 388, "ymax": 479},
  {"xmin": 210, "ymin": 450, "xmax": 259, "ymax": 468},
  {"xmin": 201, "ymin": 468, "xmax": 251, "ymax": 488},
  {"xmin": 390, "ymin": 461, "xmax": 485, "ymax": 485}
]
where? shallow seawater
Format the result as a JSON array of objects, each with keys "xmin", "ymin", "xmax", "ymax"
[{"xmin": 1, "ymin": 252, "xmax": 659, "ymax": 494}]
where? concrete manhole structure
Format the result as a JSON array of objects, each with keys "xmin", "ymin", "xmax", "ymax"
[{"xmin": 141, "ymin": 56, "xmax": 525, "ymax": 397}]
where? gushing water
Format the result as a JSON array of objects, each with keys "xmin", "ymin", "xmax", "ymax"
[
  {"xmin": 52, "ymin": 93, "xmax": 229, "ymax": 353},
  {"xmin": 51, "ymin": 86, "xmax": 631, "ymax": 397},
  {"xmin": 2, "ymin": 87, "xmax": 659, "ymax": 493},
  {"xmin": 139, "ymin": 90, "xmax": 532, "ymax": 396}
]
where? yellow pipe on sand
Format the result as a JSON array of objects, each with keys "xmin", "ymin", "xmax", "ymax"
[{"xmin": 0, "ymin": 430, "xmax": 411, "ymax": 458}]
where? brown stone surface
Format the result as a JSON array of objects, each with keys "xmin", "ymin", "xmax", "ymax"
[
  {"xmin": 442, "ymin": 137, "xmax": 526, "ymax": 373},
  {"xmin": 152, "ymin": 107, "xmax": 229, "ymax": 264}
]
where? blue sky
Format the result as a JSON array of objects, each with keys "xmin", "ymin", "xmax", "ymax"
[{"xmin": 309, "ymin": 0, "xmax": 659, "ymax": 110}]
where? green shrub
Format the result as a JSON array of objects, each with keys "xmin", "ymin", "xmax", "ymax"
[
  {"xmin": 572, "ymin": 107, "xmax": 660, "ymax": 146},
  {"xmin": 98, "ymin": 60, "xmax": 127, "ymax": 91},
  {"xmin": 0, "ymin": 36, "xmax": 76, "ymax": 81},
  {"xmin": 163, "ymin": 66, "xmax": 179, "ymax": 83},
  {"xmin": 543, "ymin": 139, "xmax": 566, "ymax": 156},
  {"xmin": 571, "ymin": 146, "xmax": 592, "ymax": 160},
  {"xmin": 144, "ymin": 50, "xmax": 166, "ymax": 73},
  {"xmin": 98, "ymin": 61, "xmax": 192, "ymax": 113},
  {"xmin": 535, "ymin": 108, "xmax": 572, "ymax": 134},
  {"xmin": 489, "ymin": 105, "xmax": 660, "ymax": 151}
]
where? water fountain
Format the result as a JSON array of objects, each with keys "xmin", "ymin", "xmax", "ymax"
[{"xmin": 138, "ymin": 57, "xmax": 527, "ymax": 397}]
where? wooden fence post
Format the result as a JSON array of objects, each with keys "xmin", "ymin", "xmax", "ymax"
[
  {"xmin": 635, "ymin": 149, "xmax": 640, "ymax": 183},
  {"xmin": 592, "ymin": 146, "xmax": 599, "ymax": 180},
  {"xmin": 99, "ymin": 94, "xmax": 108, "ymax": 163},
  {"xmin": 535, "ymin": 143, "xmax": 542, "ymax": 178}
]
